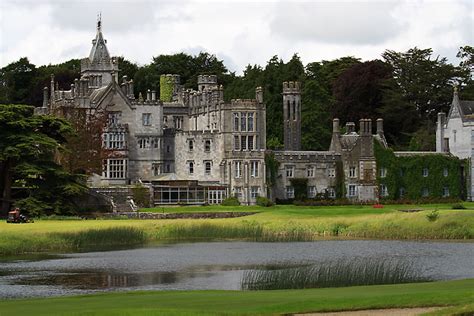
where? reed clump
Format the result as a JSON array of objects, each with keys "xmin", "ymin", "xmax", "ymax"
[
  {"xmin": 241, "ymin": 258, "xmax": 428, "ymax": 290},
  {"xmin": 55, "ymin": 227, "xmax": 147, "ymax": 250}
]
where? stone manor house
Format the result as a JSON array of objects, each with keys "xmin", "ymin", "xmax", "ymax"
[{"xmin": 35, "ymin": 21, "xmax": 468, "ymax": 205}]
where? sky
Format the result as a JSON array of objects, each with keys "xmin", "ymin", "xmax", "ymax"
[{"xmin": 0, "ymin": 0, "xmax": 472, "ymax": 74}]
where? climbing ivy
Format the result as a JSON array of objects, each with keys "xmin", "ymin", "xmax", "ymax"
[
  {"xmin": 265, "ymin": 152, "xmax": 280, "ymax": 187},
  {"xmin": 335, "ymin": 160, "xmax": 345, "ymax": 198},
  {"xmin": 374, "ymin": 141, "xmax": 465, "ymax": 200},
  {"xmin": 159, "ymin": 76, "xmax": 174, "ymax": 102}
]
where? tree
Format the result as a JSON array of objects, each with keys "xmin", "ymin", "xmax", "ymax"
[
  {"xmin": 0, "ymin": 58, "xmax": 37, "ymax": 105},
  {"xmin": 0, "ymin": 104, "xmax": 86, "ymax": 216},
  {"xmin": 382, "ymin": 47, "xmax": 461, "ymax": 121},
  {"xmin": 457, "ymin": 45, "xmax": 474, "ymax": 100},
  {"xmin": 332, "ymin": 60, "xmax": 392, "ymax": 123}
]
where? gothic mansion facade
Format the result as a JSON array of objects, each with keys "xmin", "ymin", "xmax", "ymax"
[{"xmin": 35, "ymin": 22, "xmax": 464, "ymax": 205}]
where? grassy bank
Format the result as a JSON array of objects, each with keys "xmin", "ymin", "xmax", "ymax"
[
  {"xmin": 1, "ymin": 203, "xmax": 474, "ymax": 256},
  {"xmin": 0, "ymin": 279, "xmax": 472, "ymax": 315}
]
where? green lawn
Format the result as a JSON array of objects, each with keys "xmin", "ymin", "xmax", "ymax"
[
  {"xmin": 0, "ymin": 279, "xmax": 472, "ymax": 315},
  {"xmin": 1, "ymin": 203, "xmax": 473, "ymax": 255}
]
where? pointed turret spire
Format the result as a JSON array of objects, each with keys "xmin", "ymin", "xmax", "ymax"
[
  {"xmin": 89, "ymin": 13, "xmax": 110, "ymax": 63},
  {"xmin": 80, "ymin": 16, "xmax": 118, "ymax": 87}
]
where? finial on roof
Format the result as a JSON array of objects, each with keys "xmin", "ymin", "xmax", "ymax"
[
  {"xmin": 97, "ymin": 12, "xmax": 102, "ymax": 30},
  {"xmin": 454, "ymin": 84, "xmax": 459, "ymax": 94}
]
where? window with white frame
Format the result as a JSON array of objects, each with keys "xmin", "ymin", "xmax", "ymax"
[
  {"xmin": 188, "ymin": 161, "xmax": 194, "ymax": 174},
  {"xmin": 422, "ymin": 168, "xmax": 429, "ymax": 177},
  {"xmin": 188, "ymin": 139, "xmax": 194, "ymax": 152},
  {"xmin": 286, "ymin": 186, "xmax": 295, "ymax": 199},
  {"xmin": 204, "ymin": 139, "xmax": 211, "ymax": 152},
  {"xmin": 250, "ymin": 161, "xmax": 259, "ymax": 177},
  {"xmin": 380, "ymin": 167, "xmax": 387, "ymax": 178},
  {"xmin": 443, "ymin": 168, "xmax": 449, "ymax": 177},
  {"xmin": 308, "ymin": 186, "xmax": 316, "ymax": 198},
  {"xmin": 349, "ymin": 166, "xmax": 357, "ymax": 178},
  {"xmin": 234, "ymin": 186, "xmax": 242, "ymax": 198},
  {"xmin": 307, "ymin": 166, "xmax": 315, "ymax": 178},
  {"xmin": 348, "ymin": 185, "xmax": 357, "ymax": 197},
  {"xmin": 442, "ymin": 186, "xmax": 450, "ymax": 197},
  {"xmin": 247, "ymin": 135, "xmax": 254, "ymax": 151},
  {"xmin": 234, "ymin": 136, "xmax": 240, "ymax": 151},
  {"xmin": 152, "ymin": 163, "xmax": 161, "ymax": 176},
  {"xmin": 103, "ymin": 132, "xmax": 125, "ymax": 149},
  {"xmin": 250, "ymin": 186, "xmax": 259, "ymax": 199},
  {"xmin": 247, "ymin": 113, "xmax": 254, "ymax": 132},
  {"xmin": 108, "ymin": 112, "xmax": 121, "ymax": 125},
  {"xmin": 233, "ymin": 113, "xmax": 239, "ymax": 131},
  {"xmin": 328, "ymin": 187, "xmax": 336, "ymax": 199},
  {"xmin": 142, "ymin": 113, "xmax": 151, "ymax": 126},
  {"xmin": 328, "ymin": 168, "xmax": 336, "ymax": 178},
  {"xmin": 138, "ymin": 137, "xmax": 149, "ymax": 149},
  {"xmin": 422, "ymin": 187, "xmax": 429, "ymax": 197},
  {"xmin": 234, "ymin": 161, "xmax": 242, "ymax": 178},
  {"xmin": 240, "ymin": 112, "xmax": 247, "ymax": 131},
  {"xmin": 241, "ymin": 135, "xmax": 247, "ymax": 151},
  {"xmin": 380, "ymin": 184, "xmax": 388, "ymax": 197},
  {"xmin": 285, "ymin": 165, "xmax": 294, "ymax": 178},
  {"xmin": 103, "ymin": 159, "xmax": 127, "ymax": 179},
  {"xmin": 174, "ymin": 116, "xmax": 183, "ymax": 129},
  {"xmin": 204, "ymin": 161, "xmax": 212, "ymax": 175}
]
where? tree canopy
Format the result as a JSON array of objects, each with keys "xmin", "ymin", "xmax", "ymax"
[
  {"xmin": 0, "ymin": 104, "xmax": 86, "ymax": 216},
  {"xmin": 1, "ymin": 46, "xmax": 473, "ymax": 151}
]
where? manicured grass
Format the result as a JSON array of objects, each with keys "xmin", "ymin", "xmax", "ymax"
[
  {"xmin": 1, "ymin": 203, "xmax": 473, "ymax": 255},
  {"xmin": 0, "ymin": 279, "xmax": 472, "ymax": 315}
]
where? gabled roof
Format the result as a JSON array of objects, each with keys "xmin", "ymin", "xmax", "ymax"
[
  {"xmin": 91, "ymin": 80, "xmax": 133, "ymax": 111},
  {"xmin": 447, "ymin": 87, "xmax": 474, "ymax": 121}
]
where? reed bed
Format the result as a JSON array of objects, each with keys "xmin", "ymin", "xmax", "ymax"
[
  {"xmin": 241, "ymin": 258, "xmax": 428, "ymax": 290},
  {"xmin": 54, "ymin": 227, "xmax": 147, "ymax": 250}
]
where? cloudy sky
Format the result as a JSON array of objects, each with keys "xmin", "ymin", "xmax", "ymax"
[{"xmin": 0, "ymin": 0, "xmax": 472, "ymax": 74}]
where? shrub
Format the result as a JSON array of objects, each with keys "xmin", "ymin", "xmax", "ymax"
[
  {"xmin": 452, "ymin": 203, "xmax": 466, "ymax": 210},
  {"xmin": 221, "ymin": 197, "xmax": 240, "ymax": 206},
  {"xmin": 256, "ymin": 196, "xmax": 274, "ymax": 207},
  {"xmin": 426, "ymin": 210, "xmax": 440, "ymax": 222},
  {"xmin": 131, "ymin": 185, "xmax": 150, "ymax": 208}
]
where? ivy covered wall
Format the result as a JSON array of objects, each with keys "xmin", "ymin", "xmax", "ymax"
[
  {"xmin": 159, "ymin": 76, "xmax": 174, "ymax": 102},
  {"xmin": 374, "ymin": 141, "xmax": 465, "ymax": 200}
]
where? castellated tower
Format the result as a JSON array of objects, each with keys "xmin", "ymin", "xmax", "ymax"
[
  {"xmin": 198, "ymin": 75, "xmax": 218, "ymax": 91},
  {"xmin": 283, "ymin": 81, "xmax": 302, "ymax": 151}
]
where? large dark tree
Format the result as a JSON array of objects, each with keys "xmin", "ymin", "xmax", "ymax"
[
  {"xmin": 332, "ymin": 60, "xmax": 392, "ymax": 123},
  {"xmin": 0, "ymin": 58, "xmax": 37, "ymax": 105},
  {"xmin": 0, "ymin": 104, "xmax": 86, "ymax": 216},
  {"xmin": 382, "ymin": 47, "xmax": 461, "ymax": 121}
]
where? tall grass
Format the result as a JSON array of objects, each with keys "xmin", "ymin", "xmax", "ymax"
[
  {"xmin": 241, "ymin": 258, "xmax": 429, "ymax": 290},
  {"xmin": 54, "ymin": 227, "xmax": 147, "ymax": 250}
]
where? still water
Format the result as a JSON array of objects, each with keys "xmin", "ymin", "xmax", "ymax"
[{"xmin": 0, "ymin": 240, "xmax": 473, "ymax": 298}]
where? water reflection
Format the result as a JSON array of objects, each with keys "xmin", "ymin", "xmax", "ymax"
[{"xmin": 0, "ymin": 240, "xmax": 473, "ymax": 298}]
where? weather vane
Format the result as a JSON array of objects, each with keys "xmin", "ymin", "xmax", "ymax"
[{"xmin": 97, "ymin": 12, "xmax": 102, "ymax": 30}]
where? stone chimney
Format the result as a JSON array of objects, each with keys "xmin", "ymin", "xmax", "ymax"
[
  {"xmin": 42, "ymin": 87, "xmax": 49, "ymax": 108},
  {"xmin": 255, "ymin": 86, "xmax": 263, "ymax": 104},
  {"xmin": 329, "ymin": 118, "xmax": 342, "ymax": 152},
  {"xmin": 346, "ymin": 122, "xmax": 355, "ymax": 134}
]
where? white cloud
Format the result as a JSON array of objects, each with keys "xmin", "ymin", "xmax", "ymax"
[
  {"xmin": 270, "ymin": 1, "xmax": 405, "ymax": 45},
  {"xmin": 0, "ymin": 0, "xmax": 472, "ymax": 74}
]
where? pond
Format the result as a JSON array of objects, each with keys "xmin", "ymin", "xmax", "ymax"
[{"xmin": 0, "ymin": 240, "xmax": 473, "ymax": 298}]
